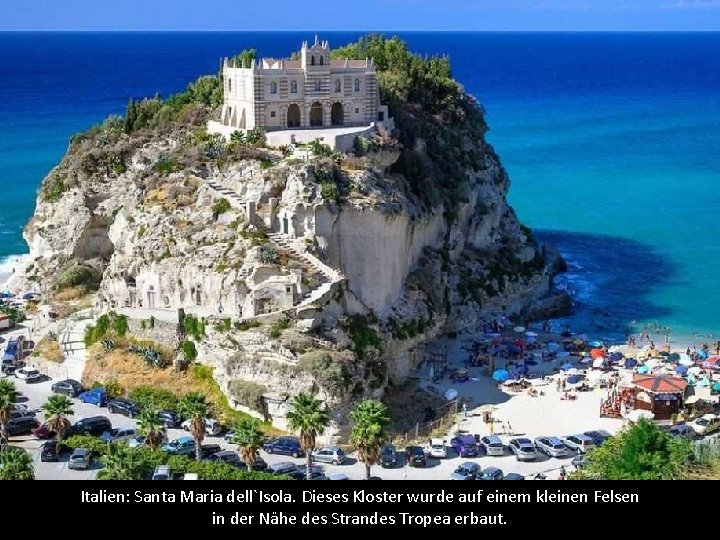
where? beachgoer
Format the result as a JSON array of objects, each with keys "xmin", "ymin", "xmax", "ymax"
[
  {"xmin": 462, "ymin": 403, "xmax": 468, "ymax": 417},
  {"xmin": 506, "ymin": 422, "xmax": 513, "ymax": 436},
  {"xmin": 559, "ymin": 466, "xmax": 567, "ymax": 480}
]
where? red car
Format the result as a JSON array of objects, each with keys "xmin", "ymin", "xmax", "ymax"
[{"xmin": 31, "ymin": 423, "xmax": 56, "ymax": 439}]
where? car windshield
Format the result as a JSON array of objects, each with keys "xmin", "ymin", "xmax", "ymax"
[
  {"xmin": 432, "ymin": 444, "xmax": 443, "ymax": 449},
  {"xmin": 697, "ymin": 419, "xmax": 709, "ymax": 426},
  {"xmin": 553, "ymin": 443, "xmax": 566, "ymax": 449},
  {"xmin": 456, "ymin": 467, "xmax": 472, "ymax": 475}
]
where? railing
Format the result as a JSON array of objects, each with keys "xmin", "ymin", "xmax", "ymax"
[{"xmin": 389, "ymin": 400, "xmax": 459, "ymax": 444}]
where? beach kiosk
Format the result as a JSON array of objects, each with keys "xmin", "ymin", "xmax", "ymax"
[{"xmin": 632, "ymin": 374, "xmax": 687, "ymax": 420}]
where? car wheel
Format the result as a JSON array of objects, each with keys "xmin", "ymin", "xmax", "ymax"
[
  {"xmin": 292, "ymin": 451, "xmax": 300, "ymax": 458},
  {"xmin": 332, "ymin": 460, "xmax": 339, "ymax": 466},
  {"xmin": 183, "ymin": 425, "xmax": 189, "ymax": 431}
]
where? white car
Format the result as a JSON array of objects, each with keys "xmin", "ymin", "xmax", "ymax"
[
  {"xmin": 14, "ymin": 367, "xmax": 41, "ymax": 383},
  {"xmin": 509, "ymin": 437, "xmax": 538, "ymax": 461},
  {"xmin": 562, "ymin": 434, "xmax": 595, "ymax": 454},
  {"xmin": 425, "ymin": 438, "xmax": 448, "ymax": 458},
  {"xmin": 479, "ymin": 435, "xmax": 506, "ymax": 457},
  {"xmin": 690, "ymin": 414, "xmax": 720, "ymax": 437},
  {"xmin": 181, "ymin": 417, "xmax": 223, "ymax": 436}
]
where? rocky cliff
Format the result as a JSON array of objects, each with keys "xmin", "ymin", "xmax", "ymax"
[{"xmin": 16, "ymin": 36, "xmax": 567, "ymax": 430}]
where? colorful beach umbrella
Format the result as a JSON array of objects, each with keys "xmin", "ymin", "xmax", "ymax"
[
  {"xmin": 492, "ymin": 369, "xmax": 510, "ymax": 382},
  {"xmin": 560, "ymin": 363, "xmax": 575, "ymax": 371},
  {"xmin": 636, "ymin": 365, "xmax": 650, "ymax": 375}
]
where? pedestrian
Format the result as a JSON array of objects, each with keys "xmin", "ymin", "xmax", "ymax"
[
  {"xmin": 506, "ymin": 421, "xmax": 513, "ymax": 436},
  {"xmin": 462, "ymin": 403, "xmax": 468, "ymax": 417},
  {"xmin": 559, "ymin": 466, "xmax": 567, "ymax": 480}
]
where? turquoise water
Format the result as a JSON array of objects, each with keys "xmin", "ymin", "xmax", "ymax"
[{"xmin": 1, "ymin": 32, "xmax": 719, "ymax": 342}]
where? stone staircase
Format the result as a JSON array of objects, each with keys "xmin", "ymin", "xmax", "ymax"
[
  {"xmin": 59, "ymin": 314, "xmax": 94, "ymax": 381},
  {"xmin": 204, "ymin": 180, "xmax": 346, "ymax": 316}
]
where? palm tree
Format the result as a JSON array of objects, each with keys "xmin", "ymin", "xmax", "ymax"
[
  {"xmin": 136, "ymin": 407, "xmax": 165, "ymax": 449},
  {"xmin": 98, "ymin": 444, "xmax": 145, "ymax": 480},
  {"xmin": 178, "ymin": 393, "xmax": 208, "ymax": 461},
  {"xmin": 0, "ymin": 379, "xmax": 18, "ymax": 448},
  {"xmin": 350, "ymin": 399, "xmax": 391, "ymax": 480},
  {"xmin": 286, "ymin": 392, "xmax": 331, "ymax": 479},
  {"xmin": 41, "ymin": 394, "xmax": 74, "ymax": 445},
  {"xmin": 231, "ymin": 418, "xmax": 266, "ymax": 471},
  {"xmin": 0, "ymin": 446, "xmax": 34, "ymax": 480}
]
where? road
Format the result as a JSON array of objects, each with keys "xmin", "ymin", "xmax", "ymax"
[{"xmin": 7, "ymin": 372, "xmax": 577, "ymax": 481}]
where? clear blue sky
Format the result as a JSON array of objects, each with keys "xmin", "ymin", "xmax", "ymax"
[{"xmin": 1, "ymin": 0, "xmax": 719, "ymax": 31}]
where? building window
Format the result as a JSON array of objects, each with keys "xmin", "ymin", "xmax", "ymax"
[
  {"xmin": 320, "ymin": 56, "xmax": 324, "ymax": 65},
  {"xmin": 227, "ymin": 78, "xmax": 232, "ymax": 92},
  {"xmin": 270, "ymin": 111, "xmax": 276, "ymax": 118},
  {"xmin": 335, "ymin": 79, "xmax": 341, "ymax": 92},
  {"xmin": 314, "ymin": 80, "xmax": 321, "ymax": 92},
  {"xmin": 311, "ymin": 55, "xmax": 315, "ymax": 66},
  {"xmin": 355, "ymin": 108, "xmax": 360, "ymax": 114},
  {"xmin": 354, "ymin": 78, "xmax": 360, "ymax": 92},
  {"xmin": 291, "ymin": 80, "xmax": 298, "ymax": 94},
  {"xmin": 270, "ymin": 82, "xmax": 277, "ymax": 94}
]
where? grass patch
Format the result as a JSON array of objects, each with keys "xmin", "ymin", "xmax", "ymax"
[{"xmin": 269, "ymin": 316, "xmax": 291, "ymax": 339}]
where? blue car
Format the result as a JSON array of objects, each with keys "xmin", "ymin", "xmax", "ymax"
[
  {"xmin": 162, "ymin": 436, "xmax": 196, "ymax": 456},
  {"xmin": 78, "ymin": 387, "xmax": 108, "ymax": 407},
  {"xmin": 263, "ymin": 436, "xmax": 305, "ymax": 458},
  {"xmin": 3, "ymin": 339, "xmax": 19, "ymax": 361},
  {"xmin": 450, "ymin": 435, "xmax": 478, "ymax": 457}
]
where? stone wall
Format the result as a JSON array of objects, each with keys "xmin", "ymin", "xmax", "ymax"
[{"xmin": 127, "ymin": 317, "xmax": 181, "ymax": 348}]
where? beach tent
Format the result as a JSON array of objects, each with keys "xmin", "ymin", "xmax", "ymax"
[
  {"xmin": 492, "ymin": 369, "xmax": 510, "ymax": 382},
  {"xmin": 675, "ymin": 365, "xmax": 688, "ymax": 375},
  {"xmin": 609, "ymin": 352, "xmax": 624, "ymax": 362},
  {"xmin": 560, "ymin": 363, "xmax": 575, "ymax": 372},
  {"xmin": 624, "ymin": 358, "xmax": 638, "ymax": 368},
  {"xmin": 566, "ymin": 374, "xmax": 583, "ymax": 384}
]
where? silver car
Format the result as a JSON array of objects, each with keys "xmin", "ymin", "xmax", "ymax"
[
  {"xmin": 450, "ymin": 462, "xmax": 480, "ymax": 480},
  {"xmin": 509, "ymin": 437, "xmax": 538, "ymax": 461},
  {"xmin": 534, "ymin": 436, "xmax": 569, "ymax": 458},
  {"xmin": 68, "ymin": 448, "xmax": 92, "ymax": 470},
  {"xmin": 562, "ymin": 434, "xmax": 595, "ymax": 454},
  {"xmin": 312, "ymin": 446, "xmax": 346, "ymax": 465}
]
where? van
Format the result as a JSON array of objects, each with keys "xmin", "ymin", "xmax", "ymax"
[
  {"xmin": 7, "ymin": 415, "xmax": 40, "ymax": 436},
  {"xmin": 100, "ymin": 427, "xmax": 137, "ymax": 444}
]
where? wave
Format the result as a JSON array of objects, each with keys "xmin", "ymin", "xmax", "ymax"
[{"xmin": 0, "ymin": 254, "xmax": 30, "ymax": 289}]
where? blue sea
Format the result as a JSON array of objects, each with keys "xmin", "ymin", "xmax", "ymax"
[{"xmin": 1, "ymin": 32, "xmax": 719, "ymax": 343}]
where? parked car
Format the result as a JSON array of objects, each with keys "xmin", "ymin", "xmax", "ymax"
[
  {"xmin": 128, "ymin": 433, "xmax": 168, "ymax": 448},
  {"xmin": 40, "ymin": 440, "xmax": 67, "ymax": 462},
  {"xmin": 10, "ymin": 408, "xmax": 35, "ymax": 419},
  {"xmin": 450, "ymin": 462, "xmax": 480, "ymax": 480},
  {"xmin": 668, "ymin": 424, "xmax": 697, "ymax": 440},
  {"xmin": 162, "ymin": 436, "xmax": 196, "ymax": 456},
  {"xmin": 31, "ymin": 422, "xmax": 56, "ymax": 439},
  {"xmin": 78, "ymin": 387, "xmax": 108, "ymax": 407},
  {"xmin": 405, "ymin": 446, "xmax": 427, "ymax": 467},
  {"xmin": 100, "ymin": 427, "xmax": 137, "ymax": 444},
  {"xmin": 502, "ymin": 473, "xmax": 525, "ymax": 480},
  {"xmin": 290, "ymin": 465, "xmax": 326, "ymax": 480},
  {"xmin": 208, "ymin": 450, "xmax": 243, "ymax": 467},
  {"xmin": 51, "ymin": 379, "xmax": 83, "ymax": 397},
  {"xmin": 1, "ymin": 357, "xmax": 18, "ymax": 374},
  {"xmin": 312, "ymin": 446, "xmax": 346, "ymax": 465},
  {"xmin": 477, "ymin": 466, "xmax": 504, "ymax": 480},
  {"xmin": 583, "ymin": 430, "xmax": 612, "ymax": 446},
  {"xmin": 7, "ymin": 415, "xmax": 40, "ymax": 436},
  {"xmin": 11, "ymin": 403, "xmax": 29, "ymax": 413},
  {"xmin": 380, "ymin": 444, "xmax": 398, "ymax": 468},
  {"xmin": 158, "ymin": 410, "xmax": 181, "ymax": 429},
  {"xmin": 68, "ymin": 416, "xmax": 112, "ymax": 437},
  {"xmin": 238, "ymin": 455, "xmax": 268, "ymax": 471},
  {"xmin": 266, "ymin": 461, "xmax": 298, "ymax": 476},
  {"xmin": 14, "ymin": 367, "xmax": 41, "ymax": 383},
  {"xmin": 152, "ymin": 465, "xmax": 172, "ymax": 480},
  {"xmin": 425, "ymin": 438, "xmax": 448, "ymax": 459},
  {"xmin": 3, "ymin": 339, "xmax": 20, "ymax": 361},
  {"xmin": 509, "ymin": 437, "xmax": 538, "ymax": 461},
  {"xmin": 68, "ymin": 448, "xmax": 92, "ymax": 470},
  {"xmin": 263, "ymin": 436, "xmax": 304, "ymax": 458},
  {"xmin": 327, "ymin": 473, "xmax": 349, "ymax": 480},
  {"xmin": 182, "ymin": 417, "xmax": 223, "ymax": 436},
  {"xmin": 200, "ymin": 444, "xmax": 223, "ymax": 459},
  {"xmin": 107, "ymin": 398, "xmax": 140, "ymax": 418},
  {"xmin": 450, "ymin": 434, "xmax": 478, "ymax": 457},
  {"xmin": 562, "ymin": 434, "xmax": 595, "ymax": 454},
  {"xmin": 691, "ymin": 414, "xmax": 720, "ymax": 436},
  {"xmin": 534, "ymin": 436, "xmax": 570, "ymax": 458},
  {"xmin": 479, "ymin": 435, "xmax": 505, "ymax": 457}
]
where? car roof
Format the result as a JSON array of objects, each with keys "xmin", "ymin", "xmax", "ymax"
[
  {"xmin": 459, "ymin": 461, "xmax": 478, "ymax": 468},
  {"xmin": 155, "ymin": 465, "xmax": 171, "ymax": 472},
  {"xmin": 318, "ymin": 446, "xmax": 341, "ymax": 451},
  {"xmin": 455, "ymin": 434, "xmax": 475, "ymax": 442},
  {"xmin": 483, "ymin": 466, "xmax": 501, "ymax": 473},
  {"xmin": 483, "ymin": 435, "xmax": 502, "ymax": 442},
  {"xmin": 567, "ymin": 434, "xmax": 592, "ymax": 441},
  {"xmin": 513, "ymin": 438, "xmax": 533, "ymax": 445},
  {"xmin": 214, "ymin": 450, "xmax": 236, "ymax": 457},
  {"xmin": 175, "ymin": 435, "xmax": 194, "ymax": 443},
  {"xmin": 269, "ymin": 461, "xmax": 295, "ymax": 469},
  {"xmin": 547, "ymin": 436, "xmax": 564, "ymax": 443}
]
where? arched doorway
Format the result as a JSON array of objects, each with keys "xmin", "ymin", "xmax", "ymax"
[
  {"xmin": 310, "ymin": 102, "xmax": 323, "ymax": 127},
  {"xmin": 287, "ymin": 104, "xmax": 300, "ymax": 128},
  {"xmin": 331, "ymin": 102, "xmax": 344, "ymax": 126}
]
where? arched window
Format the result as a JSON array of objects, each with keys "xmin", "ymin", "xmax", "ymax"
[
  {"xmin": 314, "ymin": 80, "xmax": 321, "ymax": 92},
  {"xmin": 270, "ymin": 82, "xmax": 277, "ymax": 95},
  {"xmin": 354, "ymin": 78, "xmax": 360, "ymax": 92},
  {"xmin": 311, "ymin": 55, "xmax": 315, "ymax": 66},
  {"xmin": 320, "ymin": 56, "xmax": 324, "ymax": 65},
  {"xmin": 290, "ymin": 80, "xmax": 298, "ymax": 94},
  {"xmin": 227, "ymin": 78, "xmax": 232, "ymax": 93},
  {"xmin": 335, "ymin": 79, "xmax": 341, "ymax": 93}
]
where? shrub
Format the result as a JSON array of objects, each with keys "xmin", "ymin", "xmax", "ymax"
[
  {"xmin": 234, "ymin": 320, "xmax": 260, "ymax": 331},
  {"xmin": 245, "ymin": 127, "xmax": 265, "ymax": 147},
  {"xmin": 228, "ymin": 380, "xmax": 267, "ymax": 411},
  {"xmin": 84, "ymin": 311, "xmax": 128, "ymax": 347},
  {"xmin": 348, "ymin": 320, "xmax": 381, "ymax": 359},
  {"xmin": 183, "ymin": 314, "xmax": 206, "ymax": 341},
  {"xmin": 153, "ymin": 158, "xmax": 179, "ymax": 175},
  {"xmin": 0, "ymin": 305, "xmax": 26, "ymax": 325},
  {"xmin": 298, "ymin": 351, "xmax": 350, "ymax": 395},
  {"xmin": 258, "ymin": 244, "xmax": 278, "ymax": 265},
  {"xmin": 64, "ymin": 435, "xmax": 109, "ymax": 456},
  {"xmin": 269, "ymin": 316, "xmax": 291, "ymax": 339},
  {"xmin": 212, "ymin": 198, "xmax": 232, "ymax": 220},
  {"xmin": 181, "ymin": 339, "xmax": 198, "ymax": 362},
  {"xmin": 128, "ymin": 386, "xmax": 179, "ymax": 412},
  {"xmin": 54, "ymin": 264, "xmax": 101, "ymax": 292}
]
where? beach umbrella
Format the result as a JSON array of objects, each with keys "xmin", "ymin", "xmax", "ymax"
[
  {"xmin": 508, "ymin": 344, "xmax": 522, "ymax": 354},
  {"xmin": 525, "ymin": 359, "xmax": 538, "ymax": 366},
  {"xmin": 567, "ymin": 374, "xmax": 583, "ymax": 384},
  {"xmin": 668, "ymin": 353, "xmax": 680, "ymax": 362},
  {"xmin": 679, "ymin": 357, "xmax": 693, "ymax": 367},
  {"xmin": 592, "ymin": 358, "xmax": 605, "ymax": 368},
  {"xmin": 688, "ymin": 366, "xmax": 703, "ymax": 376},
  {"xmin": 590, "ymin": 348, "xmax": 605, "ymax": 359},
  {"xmin": 557, "ymin": 351, "xmax": 571, "ymax": 358},
  {"xmin": 636, "ymin": 365, "xmax": 650, "ymax": 375},
  {"xmin": 624, "ymin": 358, "xmax": 638, "ymax": 368},
  {"xmin": 560, "ymin": 363, "xmax": 575, "ymax": 372},
  {"xmin": 513, "ymin": 365, "xmax": 529, "ymax": 377},
  {"xmin": 609, "ymin": 352, "xmax": 624, "ymax": 362},
  {"xmin": 580, "ymin": 357, "xmax": 593, "ymax": 364},
  {"xmin": 697, "ymin": 376, "xmax": 710, "ymax": 388},
  {"xmin": 698, "ymin": 350, "xmax": 709, "ymax": 360},
  {"xmin": 589, "ymin": 340, "xmax": 602, "ymax": 348},
  {"xmin": 444, "ymin": 388, "xmax": 459, "ymax": 401},
  {"xmin": 492, "ymin": 369, "xmax": 510, "ymax": 382},
  {"xmin": 547, "ymin": 342, "xmax": 561, "ymax": 352},
  {"xmin": 712, "ymin": 382, "xmax": 720, "ymax": 393}
]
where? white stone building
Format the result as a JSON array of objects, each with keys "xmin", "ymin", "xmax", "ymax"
[{"xmin": 209, "ymin": 36, "xmax": 389, "ymax": 142}]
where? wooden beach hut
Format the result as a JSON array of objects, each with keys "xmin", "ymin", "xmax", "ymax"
[{"xmin": 632, "ymin": 374, "xmax": 687, "ymax": 420}]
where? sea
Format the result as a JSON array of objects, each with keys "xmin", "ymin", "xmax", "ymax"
[{"xmin": 1, "ymin": 32, "xmax": 719, "ymax": 344}]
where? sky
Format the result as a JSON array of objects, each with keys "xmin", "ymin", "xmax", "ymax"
[{"xmin": 0, "ymin": 0, "xmax": 719, "ymax": 31}]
